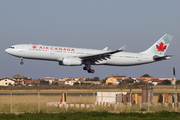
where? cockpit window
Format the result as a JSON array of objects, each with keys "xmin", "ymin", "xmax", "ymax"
[{"xmin": 9, "ymin": 47, "xmax": 15, "ymax": 49}]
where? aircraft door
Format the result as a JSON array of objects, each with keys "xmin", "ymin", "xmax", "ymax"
[
  {"xmin": 138, "ymin": 54, "xmax": 142, "ymax": 61},
  {"xmin": 19, "ymin": 46, "xmax": 23, "ymax": 52}
]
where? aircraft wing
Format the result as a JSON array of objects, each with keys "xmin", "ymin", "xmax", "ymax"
[{"xmin": 78, "ymin": 46, "xmax": 126, "ymax": 62}]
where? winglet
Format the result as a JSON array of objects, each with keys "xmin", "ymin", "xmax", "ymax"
[
  {"xmin": 103, "ymin": 47, "xmax": 108, "ymax": 51},
  {"xmin": 118, "ymin": 46, "xmax": 126, "ymax": 51}
]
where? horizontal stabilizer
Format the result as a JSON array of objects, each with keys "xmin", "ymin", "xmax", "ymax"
[{"xmin": 153, "ymin": 55, "xmax": 173, "ymax": 61}]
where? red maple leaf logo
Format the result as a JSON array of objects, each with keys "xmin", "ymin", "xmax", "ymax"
[
  {"xmin": 32, "ymin": 46, "xmax": 37, "ymax": 49},
  {"xmin": 156, "ymin": 42, "xmax": 167, "ymax": 52}
]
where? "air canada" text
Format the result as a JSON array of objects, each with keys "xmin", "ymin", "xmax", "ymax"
[{"xmin": 32, "ymin": 46, "xmax": 75, "ymax": 51}]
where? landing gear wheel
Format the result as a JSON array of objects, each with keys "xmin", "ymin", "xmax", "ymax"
[
  {"xmin": 83, "ymin": 65, "xmax": 95, "ymax": 73},
  {"xmin": 83, "ymin": 65, "xmax": 90, "ymax": 71},
  {"xmin": 88, "ymin": 69, "xmax": 92, "ymax": 73},
  {"xmin": 87, "ymin": 69, "xmax": 95, "ymax": 73},
  {"xmin": 91, "ymin": 69, "xmax": 95, "ymax": 73},
  {"xmin": 86, "ymin": 67, "xmax": 90, "ymax": 71},
  {"xmin": 83, "ymin": 66, "xmax": 87, "ymax": 70}
]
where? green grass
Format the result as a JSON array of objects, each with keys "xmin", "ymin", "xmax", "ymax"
[{"xmin": 1, "ymin": 111, "xmax": 180, "ymax": 120}]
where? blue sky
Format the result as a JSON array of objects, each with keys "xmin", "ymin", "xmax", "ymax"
[{"xmin": 0, "ymin": 0, "xmax": 180, "ymax": 79}]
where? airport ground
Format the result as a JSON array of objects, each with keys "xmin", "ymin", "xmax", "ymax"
[
  {"xmin": 0, "ymin": 86, "xmax": 180, "ymax": 113},
  {"xmin": 1, "ymin": 87, "xmax": 180, "ymax": 119}
]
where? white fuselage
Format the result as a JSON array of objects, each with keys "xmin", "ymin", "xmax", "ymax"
[{"xmin": 5, "ymin": 44, "xmax": 155, "ymax": 66}]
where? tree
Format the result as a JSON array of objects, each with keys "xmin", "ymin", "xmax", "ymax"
[
  {"xmin": 93, "ymin": 77, "xmax": 100, "ymax": 81},
  {"xmin": 176, "ymin": 80, "xmax": 180, "ymax": 85},
  {"xmin": 85, "ymin": 77, "xmax": 100, "ymax": 81},
  {"xmin": 8, "ymin": 83, "xmax": 12, "ymax": 86},
  {"xmin": 53, "ymin": 82, "xmax": 59, "ymax": 86},
  {"xmin": 141, "ymin": 74, "xmax": 151, "ymax": 77},
  {"xmin": 74, "ymin": 82, "xmax": 79, "ymax": 85},
  {"xmin": 161, "ymin": 80, "xmax": 171, "ymax": 85},
  {"xmin": 40, "ymin": 80, "xmax": 49, "ymax": 85},
  {"xmin": 125, "ymin": 79, "xmax": 134, "ymax": 84},
  {"xmin": 102, "ymin": 78, "xmax": 107, "ymax": 84},
  {"xmin": 85, "ymin": 78, "xmax": 91, "ymax": 81},
  {"xmin": 133, "ymin": 82, "xmax": 139, "ymax": 88}
]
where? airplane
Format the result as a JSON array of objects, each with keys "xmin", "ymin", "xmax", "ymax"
[{"xmin": 5, "ymin": 34, "xmax": 173, "ymax": 73}]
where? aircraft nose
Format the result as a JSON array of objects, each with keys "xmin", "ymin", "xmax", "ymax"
[{"xmin": 5, "ymin": 48, "xmax": 10, "ymax": 53}]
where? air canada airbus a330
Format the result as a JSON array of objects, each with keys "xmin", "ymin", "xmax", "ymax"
[{"xmin": 5, "ymin": 34, "xmax": 173, "ymax": 73}]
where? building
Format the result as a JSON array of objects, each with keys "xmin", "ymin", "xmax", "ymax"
[
  {"xmin": 106, "ymin": 74, "xmax": 126, "ymax": 85},
  {"xmin": 74, "ymin": 77, "xmax": 86, "ymax": 81},
  {"xmin": 159, "ymin": 78, "xmax": 173, "ymax": 81},
  {"xmin": 53, "ymin": 81, "xmax": 65, "ymax": 85},
  {"xmin": 12, "ymin": 74, "xmax": 24, "ymax": 84},
  {"xmin": 58, "ymin": 77, "xmax": 73, "ymax": 81},
  {"xmin": 136, "ymin": 77, "xmax": 159, "ymax": 84},
  {"xmin": 13, "ymin": 74, "xmax": 24, "ymax": 81},
  {"xmin": 148, "ymin": 80, "xmax": 163, "ymax": 85},
  {"xmin": 64, "ymin": 79, "xmax": 75, "ymax": 86},
  {"xmin": 0, "ymin": 77, "xmax": 15, "ymax": 86},
  {"xmin": 23, "ymin": 80, "xmax": 40, "ymax": 86},
  {"xmin": 42, "ymin": 77, "xmax": 56, "ymax": 85}
]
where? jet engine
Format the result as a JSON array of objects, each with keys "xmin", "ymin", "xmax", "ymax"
[{"xmin": 61, "ymin": 57, "xmax": 82, "ymax": 66}]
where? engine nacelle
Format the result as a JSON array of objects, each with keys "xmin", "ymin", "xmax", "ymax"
[{"xmin": 61, "ymin": 57, "xmax": 82, "ymax": 66}]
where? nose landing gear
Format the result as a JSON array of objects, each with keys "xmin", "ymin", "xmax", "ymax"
[
  {"xmin": 83, "ymin": 65, "xmax": 95, "ymax": 73},
  {"xmin": 20, "ymin": 58, "xmax": 24, "ymax": 65}
]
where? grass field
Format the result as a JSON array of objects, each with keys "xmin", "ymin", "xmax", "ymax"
[
  {"xmin": 0, "ymin": 94, "xmax": 178, "ymax": 113},
  {"xmin": 0, "ymin": 95, "xmax": 96, "ymax": 113},
  {"xmin": 1, "ymin": 111, "xmax": 180, "ymax": 120}
]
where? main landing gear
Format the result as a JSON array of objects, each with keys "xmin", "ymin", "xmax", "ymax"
[
  {"xmin": 83, "ymin": 65, "xmax": 95, "ymax": 73},
  {"xmin": 20, "ymin": 58, "xmax": 24, "ymax": 65}
]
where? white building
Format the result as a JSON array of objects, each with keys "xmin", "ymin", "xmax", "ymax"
[
  {"xmin": 159, "ymin": 78, "xmax": 173, "ymax": 80},
  {"xmin": 64, "ymin": 79, "xmax": 74, "ymax": 86},
  {"xmin": 96, "ymin": 92, "xmax": 127, "ymax": 103},
  {"xmin": 74, "ymin": 77, "xmax": 87, "ymax": 81},
  {"xmin": 0, "ymin": 78, "xmax": 15, "ymax": 86},
  {"xmin": 148, "ymin": 80, "xmax": 162, "ymax": 85},
  {"xmin": 42, "ymin": 77, "xmax": 56, "ymax": 85},
  {"xmin": 59, "ymin": 77, "xmax": 73, "ymax": 81}
]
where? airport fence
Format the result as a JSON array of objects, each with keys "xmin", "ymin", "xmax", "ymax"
[{"xmin": 0, "ymin": 87, "xmax": 180, "ymax": 113}]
